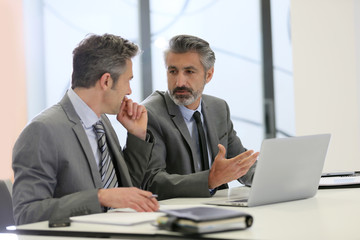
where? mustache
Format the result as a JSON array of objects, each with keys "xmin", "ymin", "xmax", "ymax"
[{"xmin": 172, "ymin": 87, "xmax": 193, "ymax": 94}]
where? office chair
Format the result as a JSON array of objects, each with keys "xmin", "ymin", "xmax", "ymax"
[{"xmin": 0, "ymin": 179, "xmax": 15, "ymax": 232}]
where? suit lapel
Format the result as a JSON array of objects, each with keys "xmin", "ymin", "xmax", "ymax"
[
  {"xmin": 60, "ymin": 94, "xmax": 102, "ymax": 188},
  {"xmin": 201, "ymin": 98, "xmax": 219, "ymax": 163},
  {"xmin": 164, "ymin": 92, "xmax": 200, "ymax": 172}
]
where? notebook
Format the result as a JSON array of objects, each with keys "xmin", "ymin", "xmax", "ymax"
[
  {"xmin": 206, "ymin": 134, "xmax": 331, "ymax": 207},
  {"xmin": 157, "ymin": 206, "xmax": 253, "ymax": 234}
]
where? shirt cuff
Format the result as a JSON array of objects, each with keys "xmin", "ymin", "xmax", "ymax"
[
  {"xmin": 145, "ymin": 133, "xmax": 151, "ymax": 142},
  {"xmin": 209, "ymin": 188, "xmax": 217, "ymax": 196}
]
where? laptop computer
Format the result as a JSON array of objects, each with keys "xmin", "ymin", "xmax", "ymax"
[{"xmin": 206, "ymin": 134, "xmax": 331, "ymax": 207}]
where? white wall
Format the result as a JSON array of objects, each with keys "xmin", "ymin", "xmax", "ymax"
[{"xmin": 291, "ymin": 0, "xmax": 360, "ymax": 172}]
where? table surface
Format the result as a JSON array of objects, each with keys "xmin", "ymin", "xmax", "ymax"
[{"xmin": 6, "ymin": 186, "xmax": 360, "ymax": 240}]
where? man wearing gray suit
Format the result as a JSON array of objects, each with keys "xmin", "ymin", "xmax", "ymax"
[
  {"xmin": 134, "ymin": 35, "xmax": 259, "ymax": 200},
  {"xmin": 12, "ymin": 34, "xmax": 159, "ymax": 225}
]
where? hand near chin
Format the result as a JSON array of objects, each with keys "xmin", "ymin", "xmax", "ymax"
[{"xmin": 116, "ymin": 97, "xmax": 147, "ymax": 140}]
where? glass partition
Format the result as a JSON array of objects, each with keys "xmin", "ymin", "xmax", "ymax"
[{"xmin": 150, "ymin": 0, "xmax": 264, "ymax": 152}]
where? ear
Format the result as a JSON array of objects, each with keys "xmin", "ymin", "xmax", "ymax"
[
  {"xmin": 205, "ymin": 67, "xmax": 214, "ymax": 84},
  {"xmin": 98, "ymin": 73, "xmax": 112, "ymax": 90}
]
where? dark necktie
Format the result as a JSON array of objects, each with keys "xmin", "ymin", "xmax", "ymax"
[
  {"xmin": 193, "ymin": 111, "xmax": 210, "ymax": 170},
  {"xmin": 93, "ymin": 121, "xmax": 118, "ymax": 189}
]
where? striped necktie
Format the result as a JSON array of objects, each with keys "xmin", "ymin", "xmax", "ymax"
[{"xmin": 93, "ymin": 121, "xmax": 118, "ymax": 189}]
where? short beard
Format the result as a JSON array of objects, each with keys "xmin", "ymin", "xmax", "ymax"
[{"xmin": 168, "ymin": 87, "xmax": 200, "ymax": 106}]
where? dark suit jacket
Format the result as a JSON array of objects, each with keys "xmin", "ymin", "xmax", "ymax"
[
  {"xmin": 131, "ymin": 91, "xmax": 256, "ymax": 200},
  {"xmin": 12, "ymin": 93, "xmax": 153, "ymax": 225}
]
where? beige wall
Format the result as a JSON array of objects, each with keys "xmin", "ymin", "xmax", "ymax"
[
  {"xmin": 291, "ymin": 0, "xmax": 360, "ymax": 171},
  {"xmin": 0, "ymin": 0, "xmax": 27, "ymax": 179}
]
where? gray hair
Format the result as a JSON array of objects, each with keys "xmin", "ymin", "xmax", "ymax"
[
  {"xmin": 164, "ymin": 35, "xmax": 216, "ymax": 71},
  {"xmin": 71, "ymin": 33, "xmax": 139, "ymax": 89}
]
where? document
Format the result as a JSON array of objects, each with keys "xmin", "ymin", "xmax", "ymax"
[
  {"xmin": 319, "ymin": 171, "xmax": 360, "ymax": 188},
  {"xmin": 70, "ymin": 210, "xmax": 165, "ymax": 226},
  {"xmin": 69, "ymin": 205, "xmax": 204, "ymax": 226}
]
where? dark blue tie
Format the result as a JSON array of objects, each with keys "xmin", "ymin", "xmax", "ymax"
[{"xmin": 193, "ymin": 111, "xmax": 209, "ymax": 170}]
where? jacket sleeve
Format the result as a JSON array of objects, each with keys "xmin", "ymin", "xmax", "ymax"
[
  {"xmin": 12, "ymin": 121, "xmax": 102, "ymax": 225},
  {"xmin": 223, "ymin": 101, "xmax": 257, "ymax": 186},
  {"xmin": 122, "ymin": 131, "xmax": 154, "ymax": 188},
  {"xmin": 138, "ymin": 108, "xmax": 211, "ymax": 200}
]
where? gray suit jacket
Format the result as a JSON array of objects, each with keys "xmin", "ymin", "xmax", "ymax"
[
  {"xmin": 131, "ymin": 91, "xmax": 256, "ymax": 200},
  {"xmin": 12, "ymin": 94, "xmax": 153, "ymax": 225}
]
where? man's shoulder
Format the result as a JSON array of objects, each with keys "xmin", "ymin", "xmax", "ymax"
[
  {"xmin": 15, "ymin": 104, "xmax": 69, "ymax": 144},
  {"xmin": 142, "ymin": 91, "xmax": 168, "ymax": 111},
  {"xmin": 202, "ymin": 94, "xmax": 227, "ymax": 107},
  {"xmin": 32, "ymin": 103, "xmax": 61, "ymax": 120},
  {"xmin": 28, "ymin": 103, "xmax": 69, "ymax": 130},
  {"xmin": 142, "ymin": 91, "xmax": 166, "ymax": 104}
]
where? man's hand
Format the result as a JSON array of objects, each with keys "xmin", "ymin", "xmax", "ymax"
[
  {"xmin": 208, "ymin": 144, "xmax": 259, "ymax": 189},
  {"xmin": 117, "ymin": 97, "xmax": 147, "ymax": 140},
  {"xmin": 97, "ymin": 187, "xmax": 159, "ymax": 212}
]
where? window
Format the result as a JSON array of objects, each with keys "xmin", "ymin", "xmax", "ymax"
[{"xmin": 23, "ymin": 0, "xmax": 294, "ymax": 162}]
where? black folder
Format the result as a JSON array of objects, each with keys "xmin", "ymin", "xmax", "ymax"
[{"xmin": 157, "ymin": 206, "xmax": 253, "ymax": 234}]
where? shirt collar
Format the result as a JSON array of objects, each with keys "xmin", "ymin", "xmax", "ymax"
[
  {"xmin": 67, "ymin": 88, "xmax": 100, "ymax": 128},
  {"xmin": 179, "ymin": 98, "xmax": 203, "ymax": 121}
]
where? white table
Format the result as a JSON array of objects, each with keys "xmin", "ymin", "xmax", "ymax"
[{"xmin": 9, "ymin": 187, "xmax": 360, "ymax": 239}]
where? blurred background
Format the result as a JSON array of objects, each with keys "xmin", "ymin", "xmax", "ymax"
[{"xmin": 4, "ymin": 0, "xmax": 359, "ymax": 183}]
